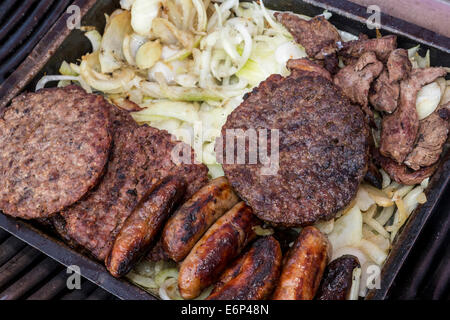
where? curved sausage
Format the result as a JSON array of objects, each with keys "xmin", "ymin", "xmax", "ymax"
[
  {"xmin": 178, "ymin": 202, "xmax": 260, "ymax": 299},
  {"xmin": 207, "ymin": 236, "xmax": 282, "ymax": 300},
  {"xmin": 272, "ymin": 226, "xmax": 330, "ymax": 300},
  {"xmin": 162, "ymin": 176, "xmax": 239, "ymax": 262},
  {"xmin": 105, "ymin": 176, "xmax": 186, "ymax": 277},
  {"xmin": 316, "ymin": 255, "xmax": 360, "ymax": 300}
]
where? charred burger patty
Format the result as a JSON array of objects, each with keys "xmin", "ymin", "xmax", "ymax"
[
  {"xmin": 0, "ymin": 86, "xmax": 112, "ymax": 219},
  {"xmin": 218, "ymin": 72, "xmax": 369, "ymax": 227}
]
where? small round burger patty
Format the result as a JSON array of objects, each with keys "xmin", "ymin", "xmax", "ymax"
[
  {"xmin": 218, "ymin": 73, "xmax": 369, "ymax": 227},
  {"xmin": 0, "ymin": 86, "xmax": 112, "ymax": 219}
]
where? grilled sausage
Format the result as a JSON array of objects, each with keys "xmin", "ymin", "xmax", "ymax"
[
  {"xmin": 178, "ymin": 202, "xmax": 260, "ymax": 299},
  {"xmin": 207, "ymin": 236, "xmax": 282, "ymax": 300},
  {"xmin": 105, "ymin": 177, "xmax": 186, "ymax": 277},
  {"xmin": 162, "ymin": 177, "xmax": 239, "ymax": 262},
  {"xmin": 272, "ymin": 226, "xmax": 330, "ymax": 300},
  {"xmin": 316, "ymin": 255, "xmax": 360, "ymax": 300}
]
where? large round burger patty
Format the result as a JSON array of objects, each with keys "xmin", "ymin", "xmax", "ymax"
[
  {"xmin": 218, "ymin": 73, "xmax": 369, "ymax": 227},
  {"xmin": 0, "ymin": 86, "xmax": 113, "ymax": 219}
]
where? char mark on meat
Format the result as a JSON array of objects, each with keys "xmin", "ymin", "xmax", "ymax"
[
  {"xmin": 316, "ymin": 255, "xmax": 360, "ymax": 300},
  {"xmin": 387, "ymin": 49, "xmax": 412, "ymax": 83},
  {"xmin": 207, "ymin": 236, "xmax": 282, "ymax": 300},
  {"xmin": 373, "ymin": 148, "xmax": 438, "ymax": 185},
  {"xmin": 275, "ymin": 12, "xmax": 341, "ymax": 73},
  {"xmin": 219, "ymin": 69, "xmax": 369, "ymax": 227},
  {"xmin": 370, "ymin": 70, "xmax": 400, "ymax": 113},
  {"xmin": 404, "ymin": 102, "xmax": 450, "ymax": 170},
  {"xmin": 0, "ymin": 86, "xmax": 113, "ymax": 219},
  {"xmin": 106, "ymin": 176, "xmax": 186, "ymax": 277},
  {"xmin": 339, "ymin": 35, "xmax": 397, "ymax": 64},
  {"xmin": 370, "ymin": 49, "xmax": 411, "ymax": 113},
  {"xmin": 380, "ymin": 67, "xmax": 447, "ymax": 164},
  {"xmin": 287, "ymin": 58, "xmax": 332, "ymax": 81},
  {"xmin": 334, "ymin": 51, "xmax": 383, "ymax": 122}
]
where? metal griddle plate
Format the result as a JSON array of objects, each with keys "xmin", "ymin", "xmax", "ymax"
[{"xmin": 0, "ymin": 0, "xmax": 449, "ymax": 300}]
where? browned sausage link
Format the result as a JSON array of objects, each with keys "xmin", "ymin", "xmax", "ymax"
[
  {"xmin": 178, "ymin": 202, "xmax": 259, "ymax": 299},
  {"xmin": 162, "ymin": 177, "xmax": 239, "ymax": 262},
  {"xmin": 272, "ymin": 226, "xmax": 330, "ymax": 300},
  {"xmin": 105, "ymin": 176, "xmax": 186, "ymax": 277},
  {"xmin": 316, "ymin": 255, "xmax": 360, "ymax": 300},
  {"xmin": 207, "ymin": 236, "xmax": 282, "ymax": 300}
]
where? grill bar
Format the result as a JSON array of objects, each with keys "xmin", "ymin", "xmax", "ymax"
[
  {"xmin": 0, "ymin": 229, "xmax": 116, "ymax": 300},
  {"xmin": 421, "ymin": 247, "xmax": 450, "ymax": 299},
  {"xmin": 0, "ymin": 257, "xmax": 61, "ymax": 300},
  {"xmin": 0, "ymin": 1, "xmax": 20, "ymax": 24},
  {"xmin": 0, "ymin": 0, "xmax": 73, "ymax": 82},
  {"xmin": 87, "ymin": 287, "xmax": 116, "ymax": 300},
  {"xmin": 0, "ymin": 246, "xmax": 42, "ymax": 288},
  {"xmin": 0, "ymin": 228, "xmax": 10, "ymax": 243},
  {"xmin": 0, "ymin": 0, "xmax": 37, "ymax": 44},
  {"xmin": 0, "ymin": 236, "xmax": 27, "ymax": 266},
  {"xmin": 26, "ymin": 270, "xmax": 70, "ymax": 300},
  {"xmin": 60, "ymin": 280, "xmax": 97, "ymax": 300}
]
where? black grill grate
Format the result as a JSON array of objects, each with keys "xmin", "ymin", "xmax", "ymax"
[
  {"xmin": 0, "ymin": 0, "xmax": 73, "ymax": 83},
  {"xmin": 0, "ymin": 0, "xmax": 448, "ymax": 300},
  {"xmin": 0, "ymin": 229, "xmax": 116, "ymax": 300},
  {"xmin": 387, "ymin": 185, "xmax": 450, "ymax": 300}
]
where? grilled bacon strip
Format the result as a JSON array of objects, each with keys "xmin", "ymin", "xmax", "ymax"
[
  {"xmin": 105, "ymin": 177, "xmax": 186, "ymax": 277},
  {"xmin": 162, "ymin": 177, "xmax": 239, "ymax": 262},
  {"xmin": 178, "ymin": 202, "xmax": 260, "ymax": 299},
  {"xmin": 272, "ymin": 226, "xmax": 330, "ymax": 300}
]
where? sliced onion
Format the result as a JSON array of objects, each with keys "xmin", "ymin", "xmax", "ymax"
[
  {"xmin": 84, "ymin": 29, "xmax": 102, "ymax": 52},
  {"xmin": 148, "ymin": 61, "xmax": 175, "ymax": 84},
  {"xmin": 131, "ymin": 0, "xmax": 162, "ymax": 36},
  {"xmin": 155, "ymin": 268, "xmax": 179, "ymax": 287},
  {"xmin": 416, "ymin": 82, "xmax": 442, "ymax": 120},
  {"xmin": 207, "ymin": 0, "xmax": 238, "ymax": 31},
  {"xmin": 123, "ymin": 33, "xmax": 148, "ymax": 66},
  {"xmin": 252, "ymin": 225, "xmax": 274, "ymax": 236},
  {"xmin": 328, "ymin": 205, "xmax": 363, "ymax": 250},
  {"xmin": 348, "ymin": 267, "xmax": 362, "ymax": 300},
  {"xmin": 314, "ymin": 219, "xmax": 334, "ymax": 234},
  {"xmin": 99, "ymin": 10, "xmax": 133, "ymax": 73},
  {"xmin": 380, "ymin": 169, "xmax": 391, "ymax": 189},
  {"xmin": 36, "ymin": 75, "xmax": 81, "ymax": 91},
  {"xmin": 120, "ymin": 0, "xmax": 135, "ymax": 10},
  {"xmin": 126, "ymin": 271, "xmax": 158, "ymax": 289},
  {"xmin": 359, "ymin": 239, "xmax": 387, "ymax": 265},
  {"xmin": 80, "ymin": 53, "xmax": 135, "ymax": 93},
  {"xmin": 159, "ymin": 278, "xmax": 182, "ymax": 300},
  {"xmin": 152, "ymin": 18, "xmax": 194, "ymax": 48},
  {"xmin": 259, "ymin": 1, "xmax": 290, "ymax": 37},
  {"xmin": 192, "ymin": 0, "xmax": 207, "ymax": 32},
  {"xmin": 275, "ymin": 41, "xmax": 306, "ymax": 65},
  {"xmin": 331, "ymin": 246, "xmax": 369, "ymax": 267},
  {"xmin": 135, "ymin": 40, "xmax": 162, "ymax": 69},
  {"xmin": 59, "ymin": 61, "xmax": 78, "ymax": 76},
  {"xmin": 375, "ymin": 205, "xmax": 395, "ymax": 226}
]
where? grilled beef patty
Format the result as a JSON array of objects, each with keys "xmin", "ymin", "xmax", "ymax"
[
  {"xmin": 218, "ymin": 72, "xmax": 369, "ymax": 227},
  {"xmin": 0, "ymin": 86, "xmax": 112, "ymax": 219}
]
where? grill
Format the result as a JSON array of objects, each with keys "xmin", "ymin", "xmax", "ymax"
[
  {"xmin": 387, "ymin": 185, "xmax": 450, "ymax": 300},
  {"xmin": 0, "ymin": 0, "xmax": 73, "ymax": 83},
  {"xmin": 0, "ymin": 228, "xmax": 116, "ymax": 300},
  {"xmin": 0, "ymin": 0, "xmax": 449, "ymax": 300}
]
